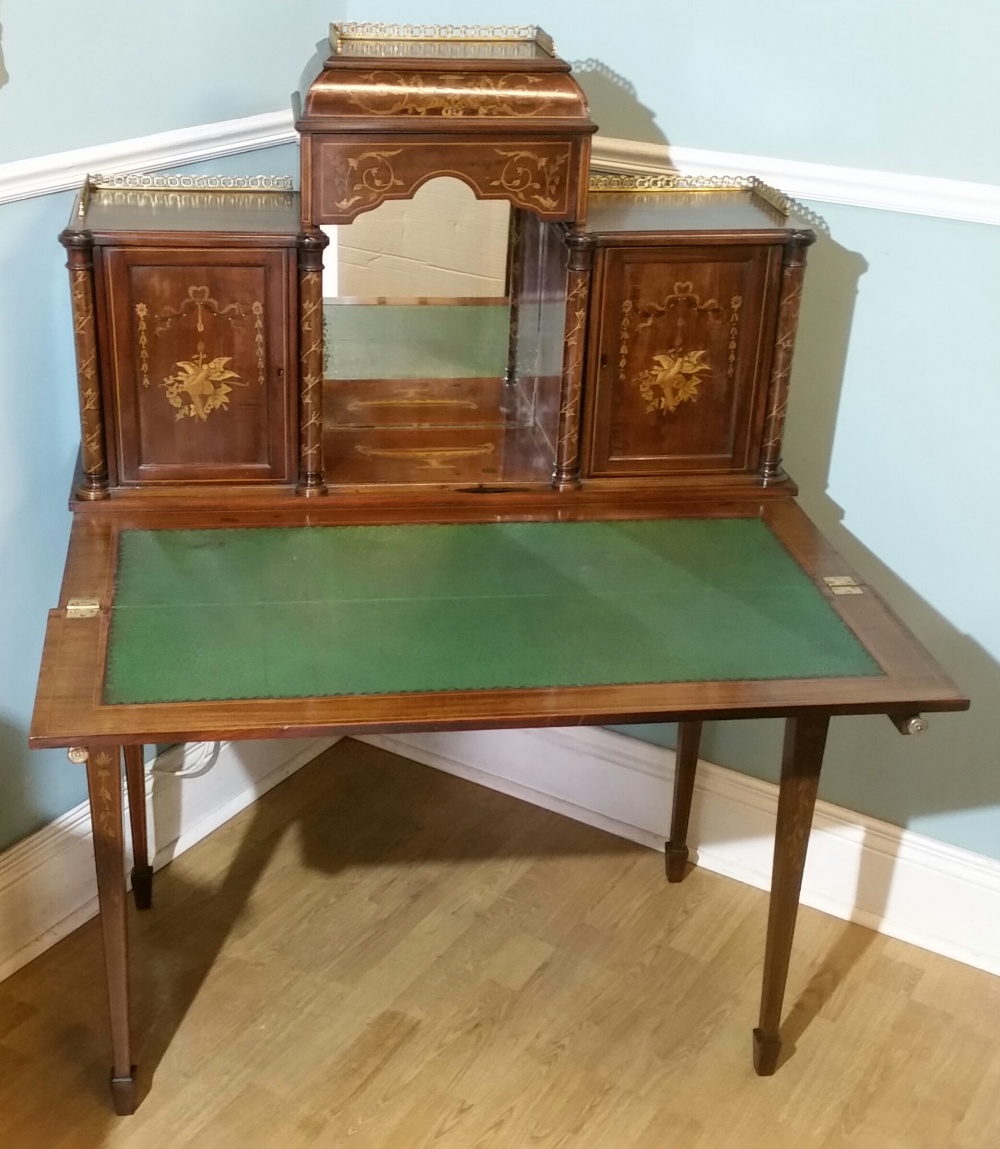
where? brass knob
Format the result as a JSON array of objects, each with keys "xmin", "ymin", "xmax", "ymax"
[{"xmin": 890, "ymin": 715, "xmax": 928, "ymax": 736}]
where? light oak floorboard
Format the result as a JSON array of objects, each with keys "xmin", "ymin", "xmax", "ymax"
[{"xmin": 0, "ymin": 739, "xmax": 997, "ymax": 1148}]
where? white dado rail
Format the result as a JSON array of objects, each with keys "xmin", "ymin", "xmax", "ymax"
[{"xmin": 1, "ymin": 110, "xmax": 998, "ymax": 226}]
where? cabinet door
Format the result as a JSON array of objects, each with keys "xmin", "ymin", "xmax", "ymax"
[
  {"xmin": 101, "ymin": 247, "xmax": 294, "ymax": 484},
  {"xmin": 584, "ymin": 244, "xmax": 781, "ymax": 477}
]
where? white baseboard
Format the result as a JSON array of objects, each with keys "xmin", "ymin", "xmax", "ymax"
[
  {"xmin": 3, "ymin": 728, "xmax": 998, "ymax": 985},
  {"xmin": 359, "ymin": 728, "xmax": 1000, "ymax": 977},
  {"xmin": 2, "ymin": 109, "xmax": 998, "ymax": 226},
  {"xmin": 0, "ymin": 736, "xmax": 337, "ymax": 983}
]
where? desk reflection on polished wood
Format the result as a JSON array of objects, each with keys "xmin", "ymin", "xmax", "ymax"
[{"xmin": 30, "ymin": 495, "xmax": 967, "ymax": 1115}]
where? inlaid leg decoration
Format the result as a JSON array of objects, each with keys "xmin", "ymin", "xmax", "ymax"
[
  {"xmin": 123, "ymin": 744, "xmax": 152, "ymax": 910},
  {"xmin": 81, "ymin": 745, "xmax": 137, "ymax": 1114},
  {"xmin": 753, "ymin": 713, "xmax": 829, "ymax": 1075},
  {"xmin": 665, "ymin": 720, "xmax": 703, "ymax": 882}
]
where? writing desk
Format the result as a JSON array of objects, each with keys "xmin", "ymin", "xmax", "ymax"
[
  {"xmin": 29, "ymin": 495, "xmax": 967, "ymax": 1114},
  {"xmin": 39, "ymin": 24, "xmax": 971, "ymax": 1118}
]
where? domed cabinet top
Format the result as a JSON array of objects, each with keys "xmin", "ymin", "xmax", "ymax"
[{"xmin": 295, "ymin": 23, "xmax": 596, "ymax": 225}]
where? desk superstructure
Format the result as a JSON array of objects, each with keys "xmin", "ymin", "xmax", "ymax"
[{"xmin": 32, "ymin": 24, "xmax": 967, "ymax": 1114}]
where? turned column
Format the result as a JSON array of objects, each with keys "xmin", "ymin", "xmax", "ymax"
[
  {"xmin": 760, "ymin": 230, "xmax": 814, "ymax": 485},
  {"xmin": 60, "ymin": 228, "xmax": 109, "ymax": 499},
  {"xmin": 296, "ymin": 227, "xmax": 329, "ymax": 496},
  {"xmin": 553, "ymin": 229, "xmax": 595, "ymax": 489}
]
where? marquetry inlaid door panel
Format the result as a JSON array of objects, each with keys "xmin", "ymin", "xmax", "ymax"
[
  {"xmin": 100, "ymin": 248, "xmax": 295, "ymax": 484},
  {"xmin": 584, "ymin": 244, "xmax": 782, "ymax": 477}
]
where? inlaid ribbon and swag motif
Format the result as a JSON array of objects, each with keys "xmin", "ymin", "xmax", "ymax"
[
  {"xmin": 134, "ymin": 285, "xmax": 264, "ymax": 422},
  {"xmin": 622, "ymin": 281, "xmax": 742, "ymax": 416}
]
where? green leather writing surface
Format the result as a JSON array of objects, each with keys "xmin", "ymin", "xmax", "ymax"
[{"xmin": 104, "ymin": 519, "xmax": 881, "ymax": 704}]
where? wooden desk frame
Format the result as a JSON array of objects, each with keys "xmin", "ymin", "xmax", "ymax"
[{"xmin": 30, "ymin": 496, "xmax": 967, "ymax": 1114}]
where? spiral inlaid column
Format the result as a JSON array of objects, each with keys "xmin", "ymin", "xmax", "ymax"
[
  {"xmin": 760, "ymin": 230, "xmax": 814, "ymax": 485},
  {"xmin": 553, "ymin": 230, "xmax": 595, "ymax": 489},
  {"xmin": 297, "ymin": 228, "xmax": 329, "ymax": 496},
  {"xmin": 61, "ymin": 230, "xmax": 109, "ymax": 499}
]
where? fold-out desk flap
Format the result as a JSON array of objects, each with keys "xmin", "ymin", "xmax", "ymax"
[
  {"xmin": 29, "ymin": 503, "xmax": 968, "ymax": 749},
  {"xmin": 105, "ymin": 518, "xmax": 880, "ymax": 704}
]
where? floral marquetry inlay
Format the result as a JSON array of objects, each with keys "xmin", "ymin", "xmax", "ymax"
[
  {"xmin": 135, "ymin": 303, "xmax": 151, "ymax": 387},
  {"xmin": 355, "ymin": 444, "xmax": 496, "ymax": 471},
  {"xmin": 490, "ymin": 148, "xmax": 569, "ymax": 212},
  {"xmin": 637, "ymin": 350, "xmax": 713, "ymax": 415},
  {"xmin": 335, "ymin": 150, "xmax": 405, "ymax": 212},
  {"xmin": 163, "ymin": 353, "xmax": 244, "ymax": 422},
  {"xmin": 622, "ymin": 279, "xmax": 745, "ymax": 417},
  {"xmin": 320, "ymin": 141, "xmax": 576, "ymax": 222},
  {"xmin": 346, "ymin": 72, "xmax": 558, "ymax": 117},
  {"xmin": 558, "ymin": 273, "xmax": 589, "ymax": 468},
  {"xmin": 299, "ymin": 270, "xmax": 324, "ymax": 471},
  {"xmin": 134, "ymin": 285, "xmax": 265, "ymax": 422},
  {"xmin": 93, "ymin": 751, "xmax": 119, "ymax": 841},
  {"xmin": 69, "ymin": 266, "xmax": 106, "ymax": 481}
]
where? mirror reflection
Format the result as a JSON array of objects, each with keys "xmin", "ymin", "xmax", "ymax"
[{"xmin": 321, "ymin": 178, "xmax": 564, "ymax": 486}]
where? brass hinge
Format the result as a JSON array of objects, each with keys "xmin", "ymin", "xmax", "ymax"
[
  {"xmin": 823, "ymin": 576, "xmax": 864, "ymax": 596},
  {"xmin": 66, "ymin": 598, "xmax": 101, "ymax": 618}
]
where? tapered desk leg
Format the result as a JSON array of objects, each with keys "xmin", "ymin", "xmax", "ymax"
[
  {"xmin": 665, "ymin": 720, "xmax": 703, "ymax": 882},
  {"xmin": 123, "ymin": 745, "xmax": 152, "ymax": 910},
  {"xmin": 753, "ymin": 713, "xmax": 829, "ymax": 1075},
  {"xmin": 84, "ymin": 746, "xmax": 136, "ymax": 1114}
]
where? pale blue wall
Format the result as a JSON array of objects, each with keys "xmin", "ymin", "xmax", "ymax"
[
  {"xmin": 0, "ymin": 149, "xmax": 301, "ymax": 849},
  {"xmin": 0, "ymin": 190, "xmax": 82, "ymax": 840},
  {"xmin": 350, "ymin": 0, "xmax": 1000, "ymax": 184},
  {"xmin": 0, "ymin": 1, "xmax": 338, "ymax": 162},
  {"xmin": 614, "ymin": 204, "xmax": 1000, "ymax": 857},
  {"xmin": 1, "ymin": 3, "xmax": 997, "ymax": 857},
  {"xmin": 0, "ymin": 2, "xmax": 341, "ymax": 847}
]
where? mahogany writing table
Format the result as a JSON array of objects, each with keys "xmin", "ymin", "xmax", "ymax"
[
  {"xmin": 29, "ymin": 495, "xmax": 967, "ymax": 1114},
  {"xmin": 41, "ymin": 24, "xmax": 970, "ymax": 1119}
]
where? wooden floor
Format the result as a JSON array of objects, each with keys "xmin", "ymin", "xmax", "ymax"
[{"xmin": 1, "ymin": 741, "xmax": 998, "ymax": 1148}]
